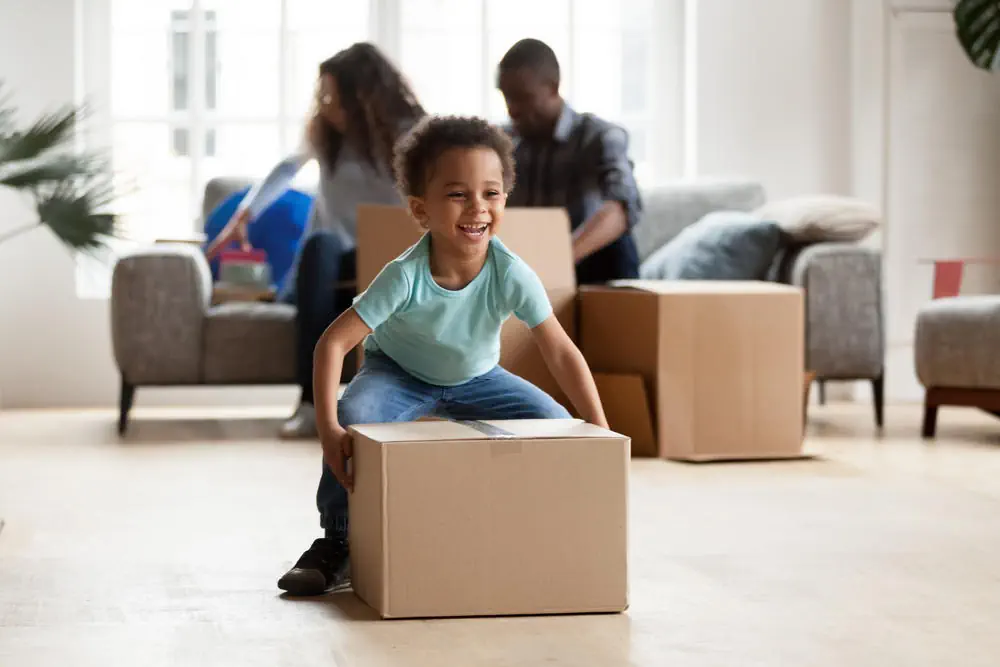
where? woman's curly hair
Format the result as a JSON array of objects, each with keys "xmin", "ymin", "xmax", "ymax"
[{"xmin": 309, "ymin": 42, "xmax": 425, "ymax": 172}]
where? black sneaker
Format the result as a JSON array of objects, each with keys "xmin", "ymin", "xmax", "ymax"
[{"xmin": 277, "ymin": 537, "xmax": 350, "ymax": 596}]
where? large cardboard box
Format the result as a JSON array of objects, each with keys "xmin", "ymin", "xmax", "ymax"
[
  {"xmin": 348, "ymin": 419, "xmax": 630, "ymax": 619},
  {"xmin": 580, "ymin": 280, "xmax": 805, "ymax": 461},
  {"xmin": 355, "ymin": 205, "xmax": 577, "ymax": 408}
]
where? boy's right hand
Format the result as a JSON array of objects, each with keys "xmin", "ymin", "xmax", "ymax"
[{"xmin": 321, "ymin": 426, "xmax": 354, "ymax": 492}]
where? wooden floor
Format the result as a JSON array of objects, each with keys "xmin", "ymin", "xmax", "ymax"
[{"xmin": 1, "ymin": 403, "xmax": 1000, "ymax": 666}]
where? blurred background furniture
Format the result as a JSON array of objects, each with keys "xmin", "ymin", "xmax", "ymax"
[
  {"xmin": 634, "ymin": 180, "xmax": 885, "ymax": 427},
  {"xmin": 111, "ymin": 178, "xmax": 319, "ymax": 435},
  {"xmin": 915, "ymin": 258, "xmax": 1000, "ymax": 437},
  {"xmin": 110, "ymin": 241, "xmax": 300, "ymax": 435},
  {"xmin": 111, "ymin": 177, "xmax": 885, "ymax": 433}
]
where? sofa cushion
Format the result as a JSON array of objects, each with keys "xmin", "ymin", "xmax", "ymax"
[
  {"xmin": 203, "ymin": 302, "xmax": 297, "ymax": 384},
  {"xmin": 638, "ymin": 211, "xmax": 784, "ymax": 281},
  {"xmin": 915, "ymin": 295, "xmax": 1000, "ymax": 389},
  {"xmin": 753, "ymin": 195, "xmax": 880, "ymax": 244},
  {"xmin": 634, "ymin": 180, "xmax": 767, "ymax": 262}
]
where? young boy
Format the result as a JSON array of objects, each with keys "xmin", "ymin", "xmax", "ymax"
[{"xmin": 277, "ymin": 115, "xmax": 609, "ymax": 597}]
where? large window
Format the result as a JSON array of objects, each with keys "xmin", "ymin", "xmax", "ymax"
[
  {"xmin": 169, "ymin": 9, "xmax": 218, "ymax": 158},
  {"xmin": 401, "ymin": 0, "xmax": 657, "ymax": 173},
  {"xmin": 77, "ymin": 0, "xmax": 675, "ymax": 296}
]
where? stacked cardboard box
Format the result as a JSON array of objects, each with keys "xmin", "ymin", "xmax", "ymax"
[{"xmin": 580, "ymin": 281, "xmax": 805, "ymax": 461}]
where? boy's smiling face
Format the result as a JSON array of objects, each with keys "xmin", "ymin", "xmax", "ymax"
[{"xmin": 408, "ymin": 147, "xmax": 507, "ymax": 254}]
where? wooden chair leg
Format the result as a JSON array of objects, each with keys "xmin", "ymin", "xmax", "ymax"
[
  {"xmin": 921, "ymin": 400, "xmax": 938, "ymax": 439},
  {"xmin": 871, "ymin": 374, "xmax": 885, "ymax": 429},
  {"xmin": 118, "ymin": 378, "xmax": 136, "ymax": 436}
]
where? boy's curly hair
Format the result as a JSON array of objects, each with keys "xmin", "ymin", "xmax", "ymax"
[{"xmin": 393, "ymin": 115, "xmax": 516, "ymax": 198}]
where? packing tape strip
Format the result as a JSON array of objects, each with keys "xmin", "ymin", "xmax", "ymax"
[{"xmin": 454, "ymin": 419, "xmax": 517, "ymax": 439}]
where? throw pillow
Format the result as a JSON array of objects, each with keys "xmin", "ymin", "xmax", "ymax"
[
  {"xmin": 203, "ymin": 186, "xmax": 313, "ymax": 291},
  {"xmin": 638, "ymin": 210, "xmax": 785, "ymax": 281},
  {"xmin": 753, "ymin": 195, "xmax": 880, "ymax": 243}
]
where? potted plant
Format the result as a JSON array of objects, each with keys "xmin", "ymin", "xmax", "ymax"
[{"xmin": 0, "ymin": 81, "xmax": 118, "ymax": 252}]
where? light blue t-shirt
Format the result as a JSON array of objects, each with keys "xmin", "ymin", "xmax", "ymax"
[{"xmin": 352, "ymin": 234, "xmax": 553, "ymax": 386}]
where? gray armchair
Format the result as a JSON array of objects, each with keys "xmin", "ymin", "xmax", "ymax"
[{"xmin": 110, "ymin": 242, "xmax": 299, "ymax": 434}]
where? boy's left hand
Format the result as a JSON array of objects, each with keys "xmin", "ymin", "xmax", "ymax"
[{"xmin": 321, "ymin": 426, "xmax": 354, "ymax": 492}]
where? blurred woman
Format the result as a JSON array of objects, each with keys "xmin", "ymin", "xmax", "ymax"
[{"xmin": 206, "ymin": 42, "xmax": 426, "ymax": 438}]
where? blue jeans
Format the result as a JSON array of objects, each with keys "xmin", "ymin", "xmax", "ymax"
[{"xmin": 318, "ymin": 351, "xmax": 571, "ymax": 538}]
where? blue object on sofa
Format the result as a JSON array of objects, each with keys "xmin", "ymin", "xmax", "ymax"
[
  {"xmin": 203, "ymin": 186, "xmax": 313, "ymax": 290},
  {"xmin": 638, "ymin": 210, "xmax": 785, "ymax": 281}
]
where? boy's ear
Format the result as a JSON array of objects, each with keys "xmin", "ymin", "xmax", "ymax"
[{"xmin": 407, "ymin": 196, "xmax": 429, "ymax": 229}]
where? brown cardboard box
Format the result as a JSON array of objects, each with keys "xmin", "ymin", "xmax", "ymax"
[
  {"xmin": 580, "ymin": 280, "xmax": 804, "ymax": 461},
  {"xmin": 348, "ymin": 419, "xmax": 630, "ymax": 619},
  {"xmin": 355, "ymin": 205, "xmax": 577, "ymax": 408}
]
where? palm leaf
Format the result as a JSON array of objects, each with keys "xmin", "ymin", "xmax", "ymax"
[
  {"xmin": 34, "ymin": 179, "xmax": 118, "ymax": 252},
  {"xmin": 955, "ymin": 0, "xmax": 1000, "ymax": 71},
  {"xmin": 0, "ymin": 81, "xmax": 120, "ymax": 251},
  {"xmin": 0, "ymin": 153, "xmax": 102, "ymax": 190},
  {"xmin": 0, "ymin": 105, "xmax": 79, "ymax": 162}
]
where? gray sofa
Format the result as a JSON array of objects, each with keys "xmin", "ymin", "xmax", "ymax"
[{"xmin": 110, "ymin": 177, "xmax": 884, "ymax": 433}]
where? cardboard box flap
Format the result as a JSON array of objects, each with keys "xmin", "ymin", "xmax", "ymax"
[
  {"xmin": 356, "ymin": 205, "xmax": 576, "ymax": 291},
  {"xmin": 607, "ymin": 279, "xmax": 802, "ymax": 295},
  {"xmin": 350, "ymin": 418, "xmax": 621, "ymax": 443}
]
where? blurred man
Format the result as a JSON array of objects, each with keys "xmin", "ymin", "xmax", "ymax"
[{"xmin": 497, "ymin": 38, "xmax": 642, "ymax": 284}]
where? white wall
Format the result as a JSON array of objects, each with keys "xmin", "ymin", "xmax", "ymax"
[
  {"xmin": 0, "ymin": 0, "xmax": 295, "ymax": 410},
  {"xmin": 0, "ymin": 0, "xmax": 104, "ymax": 409},
  {"xmin": 693, "ymin": 0, "xmax": 852, "ymax": 198}
]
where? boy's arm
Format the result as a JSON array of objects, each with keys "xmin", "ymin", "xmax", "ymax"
[
  {"xmin": 506, "ymin": 260, "xmax": 607, "ymax": 427},
  {"xmin": 315, "ymin": 260, "xmax": 409, "ymax": 489},
  {"xmin": 530, "ymin": 315, "xmax": 609, "ymax": 429},
  {"xmin": 313, "ymin": 308, "xmax": 371, "ymax": 490}
]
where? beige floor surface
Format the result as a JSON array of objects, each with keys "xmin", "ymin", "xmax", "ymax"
[{"xmin": 1, "ymin": 403, "xmax": 999, "ymax": 666}]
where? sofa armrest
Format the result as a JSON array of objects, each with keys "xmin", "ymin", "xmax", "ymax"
[
  {"xmin": 110, "ymin": 244, "xmax": 212, "ymax": 385},
  {"xmin": 775, "ymin": 243, "xmax": 884, "ymax": 379}
]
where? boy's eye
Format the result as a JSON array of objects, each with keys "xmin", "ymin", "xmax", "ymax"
[
  {"xmin": 485, "ymin": 190, "xmax": 501, "ymax": 198},
  {"xmin": 447, "ymin": 191, "xmax": 466, "ymax": 199}
]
